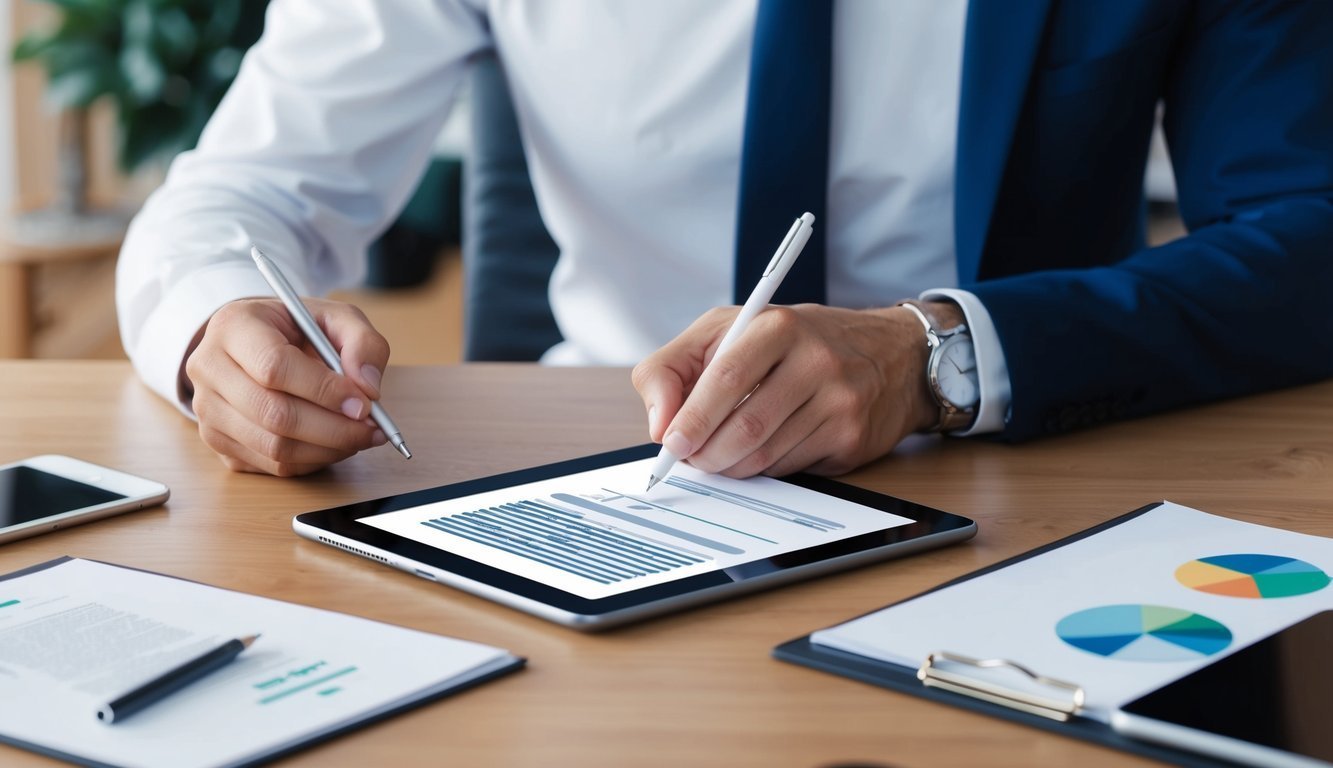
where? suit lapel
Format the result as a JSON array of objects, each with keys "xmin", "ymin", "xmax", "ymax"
[{"xmin": 955, "ymin": 0, "xmax": 1053, "ymax": 282}]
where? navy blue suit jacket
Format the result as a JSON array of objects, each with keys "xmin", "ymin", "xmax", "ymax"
[{"xmin": 958, "ymin": 0, "xmax": 1333, "ymax": 438}]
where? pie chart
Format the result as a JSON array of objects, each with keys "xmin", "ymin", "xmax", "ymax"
[
  {"xmin": 1175, "ymin": 554, "xmax": 1329, "ymax": 599},
  {"xmin": 1056, "ymin": 605, "xmax": 1232, "ymax": 661}
]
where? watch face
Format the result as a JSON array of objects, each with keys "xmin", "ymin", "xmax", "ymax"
[{"xmin": 935, "ymin": 335, "xmax": 979, "ymax": 408}]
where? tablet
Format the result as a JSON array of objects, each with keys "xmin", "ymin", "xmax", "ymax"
[
  {"xmin": 1112, "ymin": 610, "xmax": 1333, "ymax": 768},
  {"xmin": 294, "ymin": 444, "xmax": 976, "ymax": 630}
]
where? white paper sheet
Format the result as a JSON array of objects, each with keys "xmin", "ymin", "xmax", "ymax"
[
  {"xmin": 811, "ymin": 502, "xmax": 1333, "ymax": 721},
  {"xmin": 0, "ymin": 558, "xmax": 518, "ymax": 768}
]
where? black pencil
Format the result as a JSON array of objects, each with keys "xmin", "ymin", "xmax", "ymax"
[{"xmin": 97, "ymin": 634, "xmax": 260, "ymax": 724}]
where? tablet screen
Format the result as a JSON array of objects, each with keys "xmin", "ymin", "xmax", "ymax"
[{"xmin": 360, "ymin": 458, "xmax": 913, "ymax": 600}]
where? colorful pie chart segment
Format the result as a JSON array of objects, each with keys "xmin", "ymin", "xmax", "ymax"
[
  {"xmin": 1056, "ymin": 605, "xmax": 1232, "ymax": 662},
  {"xmin": 1176, "ymin": 554, "xmax": 1329, "ymax": 599}
]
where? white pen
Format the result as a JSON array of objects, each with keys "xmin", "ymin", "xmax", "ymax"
[
  {"xmin": 250, "ymin": 246, "xmax": 412, "ymax": 460},
  {"xmin": 645, "ymin": 212, "xmax": 814, "ymax": 492}
]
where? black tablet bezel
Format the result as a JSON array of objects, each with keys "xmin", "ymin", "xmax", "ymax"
[{"xmin": 295, "ymin": 444, "xmax": 975, "ymax": 617}]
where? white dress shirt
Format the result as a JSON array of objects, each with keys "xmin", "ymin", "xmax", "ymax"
[{"xmin": 116, "ymin": 0, "xmax": 1011, "ymax": 435}]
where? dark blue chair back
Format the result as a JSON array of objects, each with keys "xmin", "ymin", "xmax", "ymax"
[{"xmin": 462, "ymin": 51, "xmax": 563, "ymax": 361}]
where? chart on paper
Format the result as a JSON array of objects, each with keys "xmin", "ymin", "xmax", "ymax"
[
  {"xmin": 1175, "ymin": 554, "xmax": 1330, "ymax": 599},
  {"xmin": 1055, "ymin": 604, "xmax": 1233, "ymax": 661},
  {"xmin": 361, "ymin": 459, "xmax": 908, "ymax": 599}
]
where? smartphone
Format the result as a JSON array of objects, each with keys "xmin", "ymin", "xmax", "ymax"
[
  {"xmin": 1112, "ymin": 610, "xmax": 1333, "ymax": 768},
  {"xmin": 0, "ymin": 455, "xmax": 170, "ymax": 545}
]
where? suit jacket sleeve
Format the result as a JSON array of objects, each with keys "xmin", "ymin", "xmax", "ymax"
[{"xmin": 968, "ymin": 0, "xmax": 1333, "ymax": 440}]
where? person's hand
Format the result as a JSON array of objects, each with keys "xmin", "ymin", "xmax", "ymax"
[
  {"xmin": 632, "ymin": 302, "xmax": 961, "ymax": 478},
  {"xmin": 184, "ymin": 298, "xmax": 390, "ymax": 476}
]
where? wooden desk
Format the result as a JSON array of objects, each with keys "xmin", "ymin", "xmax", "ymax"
[{"xmin": 1, "ymin": 361, "xmax": 1329, "ymax": 768}]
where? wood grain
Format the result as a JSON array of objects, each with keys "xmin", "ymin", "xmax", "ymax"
[{"xmin": 1, "ymin": 361, "xmax": 1329, "ymax": 768}]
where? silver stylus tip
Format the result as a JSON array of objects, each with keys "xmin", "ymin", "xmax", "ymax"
[
  {"xmin": 645, "ymin": 475, "xmax": 661, "ymax": 493},
  {"xmin": 394, "ymin": 441, "xmax": 412, "ymax": 460}
]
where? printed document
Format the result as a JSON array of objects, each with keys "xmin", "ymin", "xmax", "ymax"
[{"xmin": 0, "ymin": 558, "xmax": 520, "ymax": 768}]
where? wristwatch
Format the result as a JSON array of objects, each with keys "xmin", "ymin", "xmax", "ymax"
[{"xmin": 897, "ymin": 301, "xmax": 980, "ymax": 433}]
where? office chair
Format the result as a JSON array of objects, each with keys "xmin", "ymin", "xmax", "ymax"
[{"xmin": 462, "ymin": 51, "xmax": 564, "ymax": 361}]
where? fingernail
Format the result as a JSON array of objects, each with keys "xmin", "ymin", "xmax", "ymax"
[
  {"xmin": 342, "ymin": 398, "xmax": 365, "ymax": 420},
  {"xmin": 663, "ymin": 431, "xmax": 692, "ymax": 459},
  {"xmin": 360, "ymin": 364, "xmax": 383, "ymax": 396},
  {"xmin": 371, "ymin": 430, "xmax": 387, "ymax": 446},
  {"xmin": 647, "ymin": 405, "xmax": 658, "ymax": 433}
]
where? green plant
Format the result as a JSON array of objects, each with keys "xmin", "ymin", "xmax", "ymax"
[{"xmin": 13, "ymin": 0, "xmax": 268, "ymax": 171}]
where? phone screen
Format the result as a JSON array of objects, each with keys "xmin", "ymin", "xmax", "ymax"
[
  {"xmin": 0, "ymin": 466, "xmax": 126, "ymax": 528},
  {"xmin": 1120, "ymin": 610, "xmax": 1332, "ymax": 762}
]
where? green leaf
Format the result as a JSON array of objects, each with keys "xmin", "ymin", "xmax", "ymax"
[
  {"xmin": 42, "ymin": 0, "xmax": 114, "ymax": 12},
  {"xmin": 45, "ymin": 39, "xmax": 115, "ymax": 78},
  {"xmin": 44, "ymin": 1, "xmax": 121, "ymax": 39},
  {"xmin": 152, "ymin": 8, "xmax": 199, "ymax": 65},
  {"xmin": 121, "ymin": 0, "xmax": 155, "ymax": 49},
  {"xmin": 18, "ymin": 0, "xmax": 271, "ymax": 169},
  {"xmin": 205, "ymin": 46, "xmax": 242, "ymax": 83},
  {"xmin": 44, "ymin": 68, "xmax": 108, "ymax": 108},
  {"xmin": 40, "ymin": 41, "xmax": 120, "ymax": 108},
  {"xmin": 119, "ymin": 44, "xmax": 165, "ymax": 103},
  {"xmin": 200, "ymin": 0, "xmax": 242, "ymax": 48},
  {"xmin": 12, "ymin": 34, "xmax": 58, "ymax": 63}
]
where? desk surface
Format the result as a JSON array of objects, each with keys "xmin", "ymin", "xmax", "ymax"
[{"xmin": 2, "ymin": 361, "xmax": 1330, "ymax": 768}]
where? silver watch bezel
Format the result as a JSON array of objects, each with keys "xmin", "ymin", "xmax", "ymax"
[{"xmin": 926, "ymin": 328, "xmax": 978, "ymax": 433}]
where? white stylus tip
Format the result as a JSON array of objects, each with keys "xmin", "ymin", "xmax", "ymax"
[
  {"xmin": 645, "ymin": 475, "xmax": 661, "ymax": 493},
  {"xmin": 800, "ymin": 212, "xmax": 815, "ymax": 226}
]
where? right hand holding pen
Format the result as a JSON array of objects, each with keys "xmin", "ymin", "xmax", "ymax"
[{"xmin": 184, "ymin": 298, "xmax": 390, "ymax": 476}]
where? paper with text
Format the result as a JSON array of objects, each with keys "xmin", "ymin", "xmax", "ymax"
[{"xmin": 0, "ymin": 558, "xmax": 518, "ymax": 768}]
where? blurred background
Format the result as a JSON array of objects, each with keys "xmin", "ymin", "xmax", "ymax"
[
  {"xmin": 0, "ymin": 1, "xmax": 1183, "ymax": 368},
  {"xmin": 1, "ymin": 0, "xmax": 468, "ymax": 366}
]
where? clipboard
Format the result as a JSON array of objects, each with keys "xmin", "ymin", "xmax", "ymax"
[{"xmin": 772, "ymin": 503, "xmax": 1241, "ymax": 768}]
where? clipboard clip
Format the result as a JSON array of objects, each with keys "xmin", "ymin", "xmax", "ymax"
[{"xmin": 917, "ymin": 651, "xmax": 1086, "ymax": 722}]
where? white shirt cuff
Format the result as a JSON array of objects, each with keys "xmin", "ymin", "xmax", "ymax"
[
  {"xmin": 126, "ymin": 260, "xmax": 281, "ymax": 419},
  {"xmin": 919, "ymin": 288, "xmax": 1011, "ymax": 436}
]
